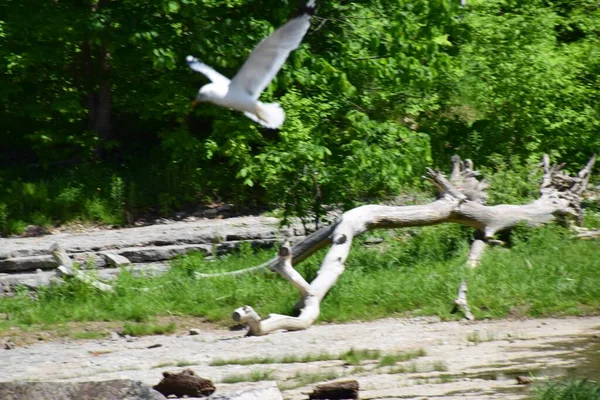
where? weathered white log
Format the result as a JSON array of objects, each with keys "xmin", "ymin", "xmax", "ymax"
[
  {"xmin": 576, "ymin": 230, "xmax": 600, "ymax": 240},
  {"xmin": 50, "ymin": 243, "xmax": 114, "ymax": 292},
  {"xmin": 225, "ymin": 154, "xmax": 595, "ymax": 335},
  {"xmin": 453, "ymin": 280, "xmax": 474, "ymax": 321},
  {"xmin": 466, "ymin": 239, "xmax": 486, "ymax": 268},
  {"xmin": 272, "ymin": 241, "xmax": 312, "ymax": 298}
]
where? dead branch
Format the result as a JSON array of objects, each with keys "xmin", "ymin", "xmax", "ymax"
[{"xmin": 50, "ymin": 243, "xmax": 113, "ymax": 292}]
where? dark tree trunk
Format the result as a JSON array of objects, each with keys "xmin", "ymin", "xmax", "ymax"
[
  {"xmin": 94, "ymin": 44, "xmax": 112, "ymax": 151},
  {"xmin": 82, "ymin": 0, "xmax": 112, "ymax": 158}
]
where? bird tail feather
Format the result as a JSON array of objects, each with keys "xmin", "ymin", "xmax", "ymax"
[{"xmin": 244, "ymin": 102, "xmax": 285, "ymax": 129}]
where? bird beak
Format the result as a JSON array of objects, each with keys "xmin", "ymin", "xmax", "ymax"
[{"xmin": 192, "ymin": 94, "xmax": 205, "ymax": 107}]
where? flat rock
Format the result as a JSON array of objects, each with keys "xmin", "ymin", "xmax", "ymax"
[
  {"xmin": 0, "ymin": 380, "xmax": 166, "ymax": 400},
  {"xmin": 0, "ymin": 255, "xmax": 56, "ymax": 273},
  {"xmin": 102, "ymin": 253, "xmax": 132, "ymax": 267},
  {"xmin": 0, "ymin": 263, "xmax": 170, "ymax": 295},
  {"xmin": 210, "ymin": 381, "xmax": 283, "ymax": 400},
  {"xmin": 117, "ymin": 244, "xmax": 212, "ymax": 263}
]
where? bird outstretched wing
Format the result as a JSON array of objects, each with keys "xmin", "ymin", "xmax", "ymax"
[
  {"xmin": 186, "ymin": 56, "xmax": 231, "ymax": 86},
  {"xmin": 229, "ymin": 0, "xmax": 315, "ymax": 100}
]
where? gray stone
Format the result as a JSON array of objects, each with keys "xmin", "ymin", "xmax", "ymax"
[
  {"xmin": 0, "ymin": 255, "xmax": 56, "ymax": 273},
  {"xmin": 0, "ymin": 380, "xmax": 166, "ymax": 400},
  {"xmin": 210, "ymin": 382, "xmax": 283, "ymax": 400},
  {"xmin": 189, "ymin": 328, "xmax": 201, "ymax": 336},
  {"xmin": 0, "ymin": 216, "xmax": 309, "ymax": 273},
  {"xmin": 0, "ymin": 263, "xmax": 171, "ymax": 295},
  {"xmin": 102, "ymin": 253, "xmax": 132, "ymax": 267},
  {"xmin": 117, "ymin": 245, "xmax": 212, "ymax": 263}
]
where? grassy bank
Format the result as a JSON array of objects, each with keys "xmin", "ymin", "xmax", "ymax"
[{"xmin": 0, "ymin": 223, "xmax": 599, "ymax": 330}]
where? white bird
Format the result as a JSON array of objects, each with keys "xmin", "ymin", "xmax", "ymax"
[{"xmin": 187, "ymin": 0, "xmax": 316, "ymax": 129}]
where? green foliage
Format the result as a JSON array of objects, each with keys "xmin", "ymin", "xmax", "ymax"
[
  {"xmin": 482, "ymin": 154, "xmax": 542, "ymax": 205},
  {"xmin": 532, "ymin": 379, "xmax": 600, "ymax": 400},
  {"xmin": 1, "ymin": 0, "xmax": 599, "ymax": 230},
  {"xmin": 109, "ymin": 175, "xmax": 126, "ymax": 224},
  {"xmin": 0, "ymin": 203, "xmax": 8, "ymax": 234},
  {"xmin": 427, "ymin": 0, "xmax": 600, "ymax": 166}
]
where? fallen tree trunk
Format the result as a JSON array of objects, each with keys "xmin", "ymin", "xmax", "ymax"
[{"xmin": 206, "ymin": 154, "xmax": 596, "ymax": 336}]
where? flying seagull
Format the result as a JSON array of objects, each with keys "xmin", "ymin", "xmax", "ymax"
[{"xmin": 187, "ymin": 0, "xmax": 316, "ymax": 129}]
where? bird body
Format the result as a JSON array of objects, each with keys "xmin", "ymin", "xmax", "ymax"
[{"xmin": 187, "ymin": 0, "xmax": 315, "ymax": 128}]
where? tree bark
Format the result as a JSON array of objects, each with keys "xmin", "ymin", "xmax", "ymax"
[
  {"xmin": 82, "ymin": 0, "xmax": 112, "ymax": 157},
  {"xmin": 205, "ymin": 154, "xmax": 596, "ymax": 336}
]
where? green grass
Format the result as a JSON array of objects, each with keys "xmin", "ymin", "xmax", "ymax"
[
  {"xmin": 0, "ymin": 225, "xmax": 599, "ymax": 330},
  {"xmin": 175, "ymin": 360, "xmax": 197, "ymax": 367},
  {"xmin": 279, "ymin": 370, "xmax": 342, "ymax": 390},
  {"xmin": 378, "ymin": 349, "xmax": 427, "ymax": 367},
  {"xmin": 71, "ymin": 330, "xmax": 107, "ymax": 340},
  {"xmin": 221, "ymin": 369, "xmax": 275, "ymax": 383},
  {"xmin": 211, "ymin": 347, "xmax": 410, "ymax": 367},
  {"xmin": 152, "ymin": 362, "xmax": 175, "ymax": 369},
  {"xmin": 122, "ymin": 322, "xmax": 176, "ymax": 336},
  {"xmin": 340, "ymin": 348, "xmax": 382, "ymax": 365},
  {"xmin": 210, "ymin": 352, "xmax": 338, "ymax": 366},
  {"xmin": 532, "ymin": 379, "xmax": 600, "ymax": 400},
  {"xmin": 432, "ymin": 360, "xmax": 448, "ymax": 372}
]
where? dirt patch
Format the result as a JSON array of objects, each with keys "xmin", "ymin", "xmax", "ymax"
[{"xmin": 0, "ymin": 316, "xmax": 224, "ymax": 347}]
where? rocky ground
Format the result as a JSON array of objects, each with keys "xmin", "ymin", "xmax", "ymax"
[
  {"xmin": 0, "ymin": 215, "xmax": 309, "ymax": 293},
  {"xmin": 2, "ymin": 316, "xmax": 599, "ymax": 399}
]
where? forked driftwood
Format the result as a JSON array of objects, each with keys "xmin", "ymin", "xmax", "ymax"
[
  {"xmin": 50, "ymin": 243, "xmax": 114, "ymax": 292},
  {"xmin": 203, "ymin": 154, "xmax": 596, "ymax": 336}
]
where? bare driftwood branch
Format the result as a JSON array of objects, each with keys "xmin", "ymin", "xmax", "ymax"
[
  {"xmin": 466, "ymin": 239, "xmax": 486, "ymax": 268},
  {"xmin": 50, "ymin": 243, "xmax": 114, "ymax": 292},
  {"xmin": 452, "ymin": 280, "xmax": 474, "ymax": 321},
  {"xmin": 217, "ymin": 155, "xmax": 595, "ymax": 335}
]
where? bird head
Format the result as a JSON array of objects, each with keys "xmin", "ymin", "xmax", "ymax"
[{"xmin": 192, "ymin": 83, "xmax": 225, "ymax": 107}]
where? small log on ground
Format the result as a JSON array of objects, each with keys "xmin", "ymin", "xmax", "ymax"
[
  {"xmin": 50, "ymin": 243, "xmax": 113, "ymax": 292},
  {"xmin": 309, "ymin": 380, "xmax": 359, "ymax": 400},
  {"xmin": 153, "ymin": 369, "xmax": 215, "ymax": 398}
]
